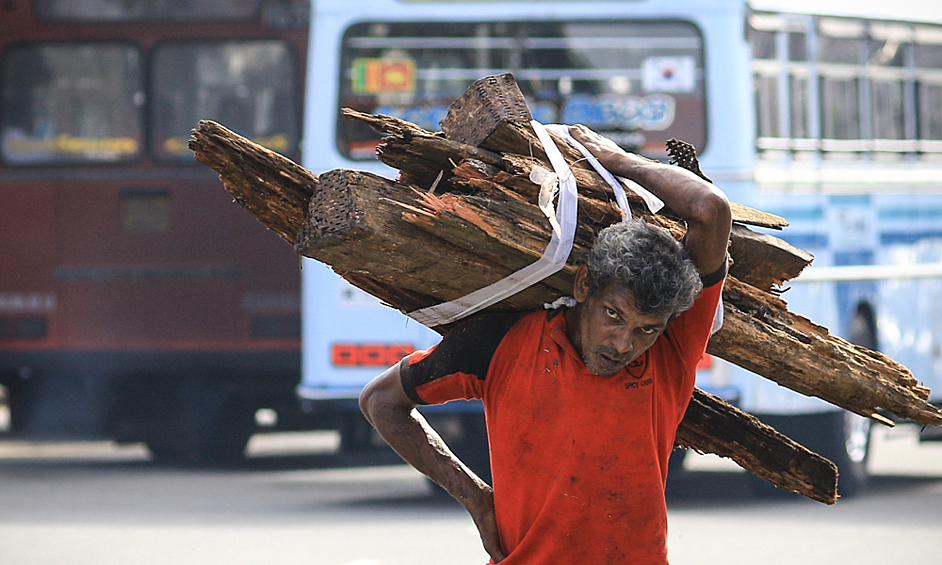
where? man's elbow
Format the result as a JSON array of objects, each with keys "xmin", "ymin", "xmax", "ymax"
[
  {"xmin": 359, "ymin": 364, "xmax": 408, "ymax": 426},
  {"xmin": 358, "ymin": 377, "xmax": 380, "ymax": 426},
  {"xmin": 698, "ymin": 188, "xmax": 731, "ymax": 231}
]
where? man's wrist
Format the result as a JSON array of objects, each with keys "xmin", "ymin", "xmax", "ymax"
[{"xmin": 606, "ymin": 151, "xmax": 647, "ymax": 180}]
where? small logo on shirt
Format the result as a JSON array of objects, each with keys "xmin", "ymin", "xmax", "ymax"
[{"xmin": 625, "ymin": 353, "xmax": 648, "ymax": 379}]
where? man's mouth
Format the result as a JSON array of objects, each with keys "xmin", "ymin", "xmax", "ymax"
[{"xmin": 593, "ymin": 347, "xmax": 630, "ymax": 373}]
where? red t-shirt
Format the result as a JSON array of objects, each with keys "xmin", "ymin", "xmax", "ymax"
[{"xmin": 401, "ymin": 278, "xmax": 724, "ymax": 565}]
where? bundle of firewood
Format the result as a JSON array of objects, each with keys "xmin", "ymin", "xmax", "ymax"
[{"xmin": 189, "ymin": 73, "xmax": 941, "ymax": 504}]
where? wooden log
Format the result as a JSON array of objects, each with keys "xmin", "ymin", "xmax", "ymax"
[
  {"xmin": 677, "ymin": 389, "xmax": 837, "ymax": 503},
  {"xmin": 350, "ymin": 108, "xmax": 811, "ymax": 294},
  {"xmin": 393, "ymin": 182, "xmax": 941, "ymax": 426},
  {"xmin": 292, "ymin": 168, "xmax": 566, "ymax": 311},
  {"xmin": 710, "ymin": 277, "xmax": 939, "ymax": 426},
  {"xmin": 492, "ymin": 153, "xmax": 811, "ymax": 287},
  {"xmin": 342, "ymin": 108, "xmax": 503, "ymax": 167},
  {"xmin": 728, "ymin": 224, "xmax": 815, "ymax": 292},
  {"xmin": 187, "ymin": 119, "xmax": 317, "ymax": 246},
  {"xmin": 439, "ymin": 73, "xmax": 533, "ymax": 148},
  {"xmin": 347, "ymin": 107, "xmax": 792, "ymax": 231}
]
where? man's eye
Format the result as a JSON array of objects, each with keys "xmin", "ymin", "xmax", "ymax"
[
  {"xmin": 640, "ymin": 327, "xmax": 658, "ymax": 335},
  {"xmin": 605, "ymin": 308, "xmax": 619, "ymax": 319}
]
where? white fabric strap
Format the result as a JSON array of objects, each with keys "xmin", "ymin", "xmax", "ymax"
[
  {"xmin": 542, "ymin": 124, "xmax": 665, "ymax": 217},
  {"xmin": 617, "ymin": 175, "xmax": 666, "ymax": 216},
  {"xmin": 406, "ymin": 120, "xmax": 579, "ymax": 327},
  {"xmin": 541, "ymin": 124, "xmax": 633, "ymax": 221},
  {"xmin": 711, "ymin": 299, "xmax": 724, "ymax": 335}
]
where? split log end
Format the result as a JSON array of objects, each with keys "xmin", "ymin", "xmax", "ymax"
[{"xmin": 440, "ymin": 73, "xmax": 532, "ymax": 147}]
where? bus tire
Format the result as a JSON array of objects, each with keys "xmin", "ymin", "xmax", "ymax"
[
  {"xmin": 748, "ymin": 411, "xmax": 870, "ymax": 499},
  {"xmin": 338, "ymin": 411, "xmax": 382, "ymax": 452},
  {"xmin": 826, "ymin": 410, "xmax": 871, "ymax": 497},
  {"xmin": 145, "ymin": 379, "xmax": 255, "ymax": 465}
]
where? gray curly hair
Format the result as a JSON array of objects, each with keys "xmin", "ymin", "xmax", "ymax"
[{"xmin": 584, "ymin": 220, "xmax": 702, "ymax": 317}]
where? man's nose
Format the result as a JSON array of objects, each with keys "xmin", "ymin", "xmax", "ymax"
[{"xmin": 611, "ymin": 329, "xmax": 634, "ymax": 356}]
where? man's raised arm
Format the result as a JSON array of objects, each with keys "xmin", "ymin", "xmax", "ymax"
[
  {"xmin": 569, "ymin": 124, "xmax": 731, "ymax": 278},
  {"xmin": 359, "ymin": 365, "xmax": 505, "ymax": 562}
]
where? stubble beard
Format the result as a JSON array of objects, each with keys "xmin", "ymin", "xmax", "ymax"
[{"xmin": 582, "ymin": 344, "xmax": 631, "ymax": 377}]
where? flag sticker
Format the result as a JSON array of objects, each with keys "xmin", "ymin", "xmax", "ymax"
[
  {"xmin": 642, "ymin": 56, "xmax": 696, "ymax": 93},
  {"xmin": 352, "ymin": 58, "xmax": 416, "ymax": 95}
]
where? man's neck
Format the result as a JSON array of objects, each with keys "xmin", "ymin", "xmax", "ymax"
[{"xmin": 562, "ymin": 302, "xmax": 585, "ymax": 358}]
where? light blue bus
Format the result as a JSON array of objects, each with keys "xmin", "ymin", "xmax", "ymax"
[{"xmin": 297, "ymin": 0, "xmax": 942, "ymax": 493}]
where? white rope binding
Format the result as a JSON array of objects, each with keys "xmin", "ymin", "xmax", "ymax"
[{"xmin": 406, "ymin": 121, "xmax": 579, "ymax": 327}]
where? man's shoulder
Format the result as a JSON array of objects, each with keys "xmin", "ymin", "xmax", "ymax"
[
  {"xmin": 450, "ymin": 310, "xmax": 534, "ymax": 342},
  {"xmin": 403, "ymin": 311, "xmax": 532, "ymax": 382}
]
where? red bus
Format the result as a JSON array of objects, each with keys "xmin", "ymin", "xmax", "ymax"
[{"xmin": 0, "ymin": 0, "xmax": 308, "ymax": 462}]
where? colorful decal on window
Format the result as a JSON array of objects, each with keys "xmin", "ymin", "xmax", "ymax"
[
  {"xmin": 642, "ymin": 56, "xmax": 697, "ymax": 93},
  {"xmin": 351, "ymin": 58, "xmax": 416, "ymax": 95}
]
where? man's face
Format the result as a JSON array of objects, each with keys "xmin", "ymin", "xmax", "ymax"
[{"xmin": 566, "ymin": 267, "xmax": 671, "ymax": 377}]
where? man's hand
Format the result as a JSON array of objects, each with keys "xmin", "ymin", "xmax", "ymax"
[
  {"xmin": 569, "ymin": 123, "xmax": 649, "ymax": 171},
  {"xmin": 462, "ymin": 483, "xmax": 506, "ymax": 563}
]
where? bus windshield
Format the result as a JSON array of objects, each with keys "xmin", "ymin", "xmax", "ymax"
[
  {"xmin": 151, "ymin": 41, "xmax": 299, "ymax": 160},
  {"xmin": 1, "ymin": 43, "xmax": 144, "ymax": 165},
  {"xmin": 336, "ymin": 20, "xmax": 706, "ymax": 161},
  {"xmin": 1, "ymin": 39, "xmax": 299, "ymax": 166}
]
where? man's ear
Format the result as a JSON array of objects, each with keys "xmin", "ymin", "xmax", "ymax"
[{"xmin": 573, "ymin": 265, "xmax": 589, "ymax": 303}]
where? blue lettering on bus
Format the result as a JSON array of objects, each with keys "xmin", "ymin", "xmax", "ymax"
[{"xmin": 560, "ymin": 93, "xmax": 675, "ymax": 131}]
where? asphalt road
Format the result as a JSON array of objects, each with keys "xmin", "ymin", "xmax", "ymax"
[{"xmin": 0, "ymin": 426, "xmax": 940, "ymax": 565}]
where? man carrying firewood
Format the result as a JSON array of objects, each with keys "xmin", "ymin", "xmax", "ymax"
[{"xmin": 359, "ymin": 124, "xmax": 731, "ymax": 564}]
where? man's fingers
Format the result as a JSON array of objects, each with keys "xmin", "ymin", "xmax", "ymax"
[
  {"xmin": 483, "ymin": 535, "xmax": 506, "ymax": 563},
  {"xmin": 468, "ymin": 492, "xmax": 505, "ymax": 563},
  {"xmin": 476, "ymin": 516, "xmax": 505, "ymax": 562}
]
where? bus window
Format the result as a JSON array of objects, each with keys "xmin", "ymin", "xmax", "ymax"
[
  {"xmin": 34, "ymin": 0, "xmax": 259, "ymax": 22},
  {"xmin": 871, "ymin": 79, "xmax": 906, "ymax": 141},
  {"xmin": 0, "ymin": 43, "xmax": 143, "ymax": 165},
  {"xmin": 821, "ymin": 77, "xmax": 860, "ymax": 140},
  {"xmin": 790, "ymin": 75, "xmax": 810, "ymax": 140},
  {"xmin": 754, "ymin": 74, "xmax": 780, "ymax": 139},
  {"xmin": 151, "ymin": 40, "xmax": 299, "ymax": 161},
  {"xmin": 918, "ymin": 81, "xmax": 942, "ymax": 141},
  {"xmin": 915, "ymin": 36, "xmax": 942, "ymax": 143},
  {"xmin": 752, "ymin": 12, "xmax": 942, "ymax": 161},
  {"xmin": 749, "ymin": 27, "xmax": 776, "ymax": 60},
  {"xmin": 818, "ymin": 35, "xmax": 860, "ymax": 65},
  {"xmin": 336, "ymin": 20, "xmax": 706, "ymax": 161}
]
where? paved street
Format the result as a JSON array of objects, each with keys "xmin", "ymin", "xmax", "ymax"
[{"xmin": 0, "ymin": 426, "xmax": 940, "ymax": 565}]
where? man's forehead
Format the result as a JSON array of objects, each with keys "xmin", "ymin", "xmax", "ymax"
[{"xmin": 595, "ymin": 283, "xmax": 670, "ymax": 325}]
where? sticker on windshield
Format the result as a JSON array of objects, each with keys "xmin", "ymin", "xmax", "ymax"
[
  {"xmin": 351, "ymin": 57, "xmax": 416, "ymax": 95},
  {"xmin": 642, "ymin": 56, "xmax": 696, "ymax": 93}
]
